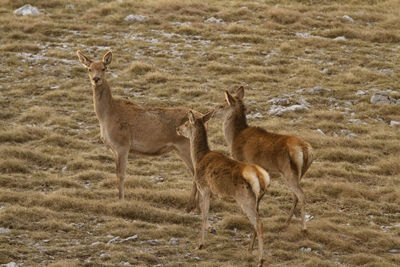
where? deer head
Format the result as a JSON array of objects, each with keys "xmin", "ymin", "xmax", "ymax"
[
  {"xmin": 176, "ymin": 111, "xmax": 214, "ymax": 139},
  {"xmin": 213, "ymin": 86, "xmax": 245, "ymax": 118},
  {"xmin": 77, "ymin": 50, "xmax": 113, "ymax": 87}
]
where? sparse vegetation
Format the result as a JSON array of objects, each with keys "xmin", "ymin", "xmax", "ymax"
[{"xmin": 0, "ymin": 0, "xmax": 399, "ymax": 266}]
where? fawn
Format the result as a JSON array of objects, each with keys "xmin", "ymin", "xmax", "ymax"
[
  {"xmin": 77, "ymin": 50, "xmax": 201, "ymax": 210},
  {"xmin": 177, "ymin": 111, "xmax": 270, "ymax": 267},
  {"xmin": 213, "ymin": 86, "xmax": 313, "ymax": 231}
]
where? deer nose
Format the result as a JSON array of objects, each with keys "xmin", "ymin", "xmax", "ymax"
[{"xmin": 93, "ymin": 77, "xmax": 100, "ymax": 83}]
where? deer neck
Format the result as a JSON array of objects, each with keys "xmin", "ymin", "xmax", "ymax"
[
  {"xmin": 190, "ymin": 124, "xmax": 211, "ymax": 167},
  {"xmin": 92, "ymin": 80, "xmax": 113, "ymax": 122},
  {"xmin": 223, "ymin": 107, "xmax": 248, "ymax": 147}
]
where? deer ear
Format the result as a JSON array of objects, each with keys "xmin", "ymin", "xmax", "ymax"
[
  {"xmin": 236, "ymin": 86, "xmax": 244, "ymax": 100},
  {"xmin": 103, "ymin": 50, "xmax": 113, "ymax": 66},
  {"xmin": 202, "ymin": 110, "xmax": 214, "ymax": 123},
  {"xmin": 77, "ymin": 50, "xmax": 92, "ymax": 68},
  {"xmin": 188, "ymin": 111, "xmax": 196, "ymax": 124},
  {"xmin": 224, "ymin": 90, "xmax": 235, "ymax": 106}
]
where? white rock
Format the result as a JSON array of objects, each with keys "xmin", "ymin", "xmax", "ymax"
[
  {"xmin": 356, "ymin": 90, "xmax": 366, "ymax": 95},
  {"xmin": 14, "ymin": 4, "xmax": 40, "ymax": 16},
  {"xmin": 333, "ymin": 36, "xmax": 346, "ymax": 41},
  {"xmin": 296, "ymin": 98, "xmax": 310, "ymax": 106},
  {"xmin": 348, "ymin": 119, "xmax": 362, "ymax": 124},
  {"xmin": 193, "ymin": 256, "xmax": 201, "ymax": 261},
  {"xmin": 204, "ymin": 17, "xmax": 224, "ymax": 24},
  {"xmin": 124, "ymin": 14, "xmax": 148, "ymax": 22},
  {"xmin": 65, "ymin": 4, "xmax": 75, "ymax": 9},
  {"xmin": 0, "ymin": 227, "xmax": 10, "ymax": 234},
  {"xmin": 268, "ymin": 104, "xmax": 308, "ymax": 116},
  {"xmin": 61, "ymin": 166, "xmax": 67, "ymax": 172},
  {"xmin": 379, "ymin": 69, "xmax": 394, "ymax": 75},
  {"xmin": 390, "ymin": 121, "xmax": 400, "ymax": 127},
  {"xmin": 120, "ymin": 261, "xmax": 131, "ymax": 266},
  {"xmin": 268, "ymin": 97, "xmax": 290, "ymax": 106},
  {"xmin": 296, "ymin": 32, "xmax": 310, "ymax": 38},
  {"xmin": 5, "ymin": 262, "xmax": 18, "ymax": 267},
  {"xmin": 168, "ymin": 238, "xmax": 180, "ymax": 245},
  {"xmin": 321, "ymin": 68, "xmax": 329, "ymax": 74},
  {"xmin": 309, "ymin": 86, "xmax": 331, "ymax": 95},
  {"xmin": 342, "ymin": 15, "xmax": 354, "ymax": 22},
  {"xmin": 246, "ymin": 112, "xmax": 263, "ymax": 119},
  {"xmin": 120, "ymin": 235, "xmax": 138, "ymax": 243},
  {"xmin": 314, "ymin": 129, "xmax": 325, "ymax": 135},
  {"xmin": 91, "ymin": 241, "xmax": 102, "ymax": 246},
  {"xmin": 305, "ymin": 214, "xmax": 314, "ymax": 222},
  {"xmin": 370, "ymin": 92, "xmax": 396, "ymax": 105},
  {"xmin": 300, "ymin": 247, "xmax": 312, "ymax": 252},
  {"xmin": 389, "ymin": 249, "xmax": 400, "ymax": 254},
  {"xmin": 107, "ymin": 236, "xmax": 120, "ymax": 244}
]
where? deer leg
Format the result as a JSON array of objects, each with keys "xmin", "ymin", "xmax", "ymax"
[
  {"xmin": 288, "ymin": 180, "xmax": 306, "ymax": 232},
  {"xmin": 115, "ymin": 148, "xmax": 128, "ymax": 200},
  {"xmin": 237, "ymin": 193, "xmax": 264, "ymax": 266},
  {"xmin": 198, "ymin": 188, "xmax": 210, "ymax": 250},
  {"xmin": 285, "ymin": 192, "xmax": 298, "ymax": 225},
  {"xmin": 174, "ymin": 142, "xmax": 199, "ymax": 213}
]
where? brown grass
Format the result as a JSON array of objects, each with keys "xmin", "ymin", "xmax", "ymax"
[{"xmin": 0, "ymin": 0, "xmax": 400, "ymax": 266}]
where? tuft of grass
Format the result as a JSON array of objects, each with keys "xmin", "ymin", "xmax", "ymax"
[
  {"xmin": 144, "ymin": 71, "xmax": 169, "ymax": 83},
  {"xmin": 125, "ymin": 61, "xmax": 153, "ymax": 75}
]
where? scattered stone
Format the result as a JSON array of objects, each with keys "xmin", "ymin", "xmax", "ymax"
[
  {"xmin": 321, "ymin": 68, "xmax": 329, "ymax": 74},
  {"xmin": 370, "ymin": 92, "xmax": 396, "ymax": 105},
  {"xmin": 204, "ymin": 17, "xmax": 224, "ymax": 24},
  {"xmin": 107, "ymin": 236, "xmax": 120, "ymax": 244},
  {"xmin": 314, "ymin": 129, "xmax": 325, "ymax": 135},
  {"xmin": 356, "ymin": 90, "xmax": 366, "ymax": 96},
  {"xmin": 333, "ymin": 36, "xmax": 346, "ymax": 41},
  {"xmin": 120, "ymin": 261, "xmax": 131, "ymax": 266},
  {"xmin": 246, "ymin": 112, "xmax": 263, "ymax": 119},
  {"xmin": 100, "ymin": 253, "xmax": 110, "ymax": 258},
  {"xmin": 381, "ymin": 225, "xmax": 392, "ymax": 230},
  {"xmin": 120, "ymin": 235, "xmax": 138, "ymax": 243},
  {"xmin": 91, "ymin": 241, "xmax": 102, "ymax": 246},
  {"xmin": 61, "ymin": 166, "xmax": 67, "ymax": 172},
  {"xmin": 348, "ymin": 119, "xmax": 362, "ymax": 124},
  {"xmin": 124, "ymin": 14, "xmax": 148, "ymax": 22},
  {"xmin": 268, "ymin": 97, "xmax": 290, "ymax": 106},
  {"xmin": 268, "ymin": 104, "xmax": 309, "ymax": 116},
  {"xmin": 168, "ymin": 238, "xmax": 180, "ymax": 245},
  {"xmin": 309, "ymin": 86, "xmax": 331, "ymax": 95},
  {"xmin": 296, "ymin": 32, "xmax": 310, "ymax": 38},
  {"xmin": 305, "ymin": 214, "xmax": 314, "ymax": 222},
  {"xmin": 296, "ymin": 88, "xmax": 307, "ymax": 94},
  {"xmin": 65, "ymin": 4, "xmax": 75, "ymax": 9},
  {"xmin": 340, "ymin": 129, "xmax": 357, "ymax": 138},
  {"xmin": 300, "ymin": 247, "xmax": 312, "ymax": 252},
  {"xmin": 14, "ymin": 4, "xmax": 40, "ymax": 16},
  {"xmin": 0, "ymin": 228, "xmax": 10, "ymax": 234},
  {"xmin": 150, "ymin": 176, "xmax": 164, "ymax": 183},
  {"xmin": 296, "ymin": 98, "xmax": 310, "ymax": 106},
  {"xmin": 389, "ymin": 249, "xmax": 400, "ymax": 254},
  {"xmin": 5, "ymin": 262, "xmax": 18, "ymax": 267},
  {"xmin": 193, "ymin": 256, "xmax": 201, "ymax": 261},
  {"xmin": 379, "ymin": 69, "xmax": 394, "ymax": 75},
  {"xmin": 342, "ymin": 15, "xmax": 354, "ymax": 22}
]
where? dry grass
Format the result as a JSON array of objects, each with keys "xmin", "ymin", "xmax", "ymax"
[{"xmin": 0, "ymin": 0, "xmax": 400, "ymax": 266}]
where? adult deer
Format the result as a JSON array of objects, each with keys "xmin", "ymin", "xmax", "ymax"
[
  {"xmin": 213, "ymin": 86, "xmax": 313, "ymax": 232},
  {"xmin": 77, "ymin": 50, "xmax": 201, "ymax": 209},
  {"xmin": 177, "ymin": 111, "xmax": 270, "ymax": 267}
]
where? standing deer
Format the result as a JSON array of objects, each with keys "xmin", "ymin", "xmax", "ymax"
[
  {"xmin": 76, "ymin": 50, "xmax": 201, "ymax": 210},
  {"xmin": 212, "ymin": 86, "xmax": 313, "ymax": 232},
  {"xmin": 177, "ymin": 111, "xmax": 270, "ymax": 267}
]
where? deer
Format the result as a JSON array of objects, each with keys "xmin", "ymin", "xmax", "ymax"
[
  {"xmin": 76, "ymin": 49, "xmax": 202, "ymax": 210},
  {"xmin": 212, "ymin": 86, "xmax": 313, "ymax": 232},
  {"xmin": 176, "ymin": 110, "xmax": 270, "ymax": 267}
]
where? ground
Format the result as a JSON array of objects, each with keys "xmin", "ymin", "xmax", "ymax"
[{"xmin": 0, "ymin": 0, "xmax": 399, "ymax": 266}]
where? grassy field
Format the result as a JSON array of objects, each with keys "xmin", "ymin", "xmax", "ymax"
[{"xmin": 1, "ymin": 0, "xmax": 400, "ymax": 266}]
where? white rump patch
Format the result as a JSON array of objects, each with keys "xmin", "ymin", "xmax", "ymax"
[{"xmin": 242, "ymin": 166, "xmax": 261, "ymax": 197}]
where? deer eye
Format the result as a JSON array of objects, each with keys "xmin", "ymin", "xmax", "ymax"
[
  {"xmin": 102, "ymin": 68, "xmax": 106, "ymax": 71},
  {"xmin": 88, "ymin": 68, "xmax": 92, "ymax": 71}
]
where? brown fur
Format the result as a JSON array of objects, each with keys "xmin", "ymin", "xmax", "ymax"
[
  {"xmin": 213, "ymin": 86, "xmax": 313, "ymax": 231},
  {"xmin": 177, "ymin": 111, "xmax": 270, "ymax": 267},
  {"xmin": 77, "ymin": 50, "xmax": 201, "ymax": 210}
]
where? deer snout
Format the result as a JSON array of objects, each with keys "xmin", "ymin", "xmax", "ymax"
[{"xmin": 93, "ymin": 77, "xmax": 101, "ymax": 83}]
